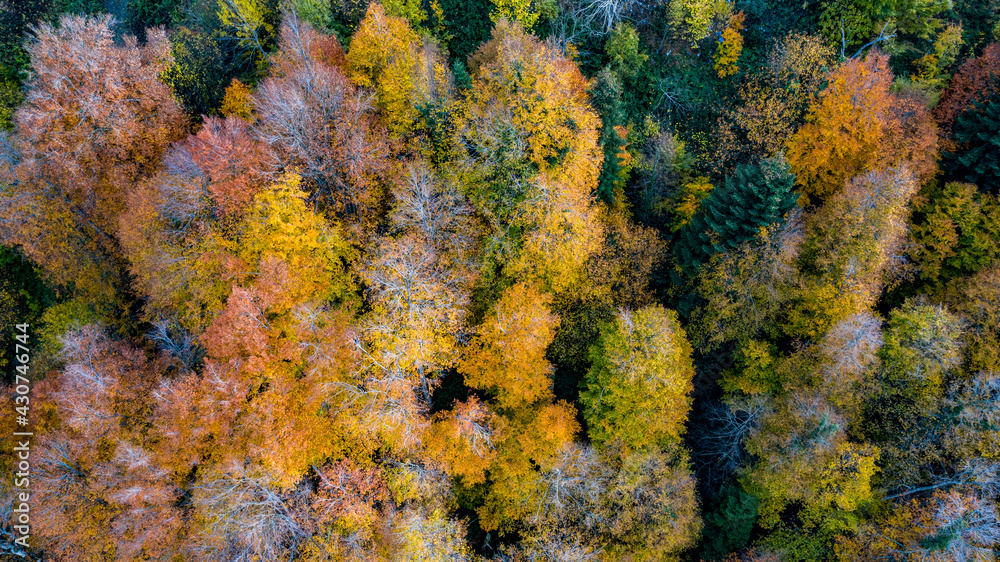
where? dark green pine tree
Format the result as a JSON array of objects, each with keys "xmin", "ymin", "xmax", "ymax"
[
  {"xmin": 590, "ymin": 68, "xmax": 625, "ymax": 204},
  {"xmin": 944, "ymin": 87, "xmax": 1000, "ymax": 194},
  {"xmin": 675, "ymin": 156, "xmax": 798, "ymax": 276}
]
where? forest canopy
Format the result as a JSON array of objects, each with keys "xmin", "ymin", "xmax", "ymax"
[{"xmin": 1, "ymin": 0, "xmax": 999, "ymax": 560}]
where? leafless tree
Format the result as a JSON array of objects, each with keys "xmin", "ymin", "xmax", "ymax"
[
  {"xmin": 55, "ymin": 326, "xmax": 124, "ymax": 439},
  {"xmin": 529, "ymin": 443, "xmax": 607, "ymax": 531},
  {"xmin": 189, "ymin": 462, "xmax": 310, "ymax": 561},
  {"xmin": 945, "ymin": 370, "xmax": 1000, "ymax": 461},
  {"xmin": 517, "ymin": 527, "xmax": 604, "ymax": 561},
  {"xmin": 391, "ymin": 507, "xmax": 473, "ymax": 561},
  {"xmin": 253, "ymin": 19, "xmax": 387, "ymax": 223},
  {"xmin": 689, "ymin": 395, "xmax": 771, "ymax": 487},
  {"xmin": 887, "ymin": 458, "xmax": 1000, "ymax": 501},
  {"xmin": 391, "ymin": 162, "xmax": 475, "ymax": 259},
  {"xmin": 149, "ymin": 317, "xmax": 203, "ymax": 370},
  {"xmin": 449, "ymin": 397, "xmax": 498, "ymax": 457},
  {"xmin": 820, "ymin": 311, "xmax": 884, "ymax": 377},
  {"xmin": 581, "ymin": 0, "xmax": 634, "ymax": 33},
  {"xmin": 819, "ymin": 311, "xmax": 883, "ymax": 399}
]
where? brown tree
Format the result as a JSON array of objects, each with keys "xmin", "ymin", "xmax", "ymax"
[
  {"xmin": 33, "ymin": 326, "xmax": 184, "ymax": 560},
  {"xmin": 179, "ymin": 115, "xmax": 278, "ymax": 216},
  {"xmin": 935, "ymin": 43, "xmax": 1000, "ymax": 137},
  {"xmin": 0, "ymin": 15, "xmax": 185, "ymax": 302},
  {"xmin": 253, "ymin": 17, "xmax": 389, "ymax": 236}
]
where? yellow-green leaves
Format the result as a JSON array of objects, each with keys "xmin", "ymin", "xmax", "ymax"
[
  {"xmin": 489, "ymin": 0, "xmax": 540, "ymax": 29},
  {"xmin": 347, "ymin": 3, "xmax": 423, "ymax": 137},
  {"xmin": 581, "ymin": 305, "xmax": 696, "ymax": 452},
  {"xmin": 458, "ymin": 20, "xmax": 604, "ymax": 294}
]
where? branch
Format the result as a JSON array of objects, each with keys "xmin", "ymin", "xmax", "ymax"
[
  {"xmin": 852, "ymin": 22, "xmax": 895, "ymax": 59},
  {"xmin": 884, "ymin": 480, "xmax": 955, "ymax": 500}
]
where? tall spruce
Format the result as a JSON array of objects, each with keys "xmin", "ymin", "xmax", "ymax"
[
  {"xmin": 590, "ymin": 68, "xmax": 625, "ymax": 204},
  {"xmin": 675, "ymin": 156, "xmax": 798, "ymax": 276},
  {"xmin": 945, "ymin": 86, "xmax": 1000, "ymax": 194}
]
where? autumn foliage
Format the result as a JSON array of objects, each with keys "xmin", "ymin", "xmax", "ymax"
[
  {"xmin": 5, "ymin": 2, "xmax": 1000, "ymax": 560},
  {"xmin": 0, "ymin": 15, "xmax": 185, "ymax": 303},
  {"xmin": 935, "ymin": 43, "xmax": 1000, "ymax": 136},
  {"xmin": 786, "ymin": 52, "xmax": 937, "ymax": 203}
]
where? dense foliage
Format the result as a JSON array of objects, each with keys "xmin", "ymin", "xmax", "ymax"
[{"xmin": 1, "ymin": 0, "xmax": 999, "ymax": 560}]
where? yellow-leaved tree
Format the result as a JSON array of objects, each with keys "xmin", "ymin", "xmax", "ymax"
[
  {"xmin": 217, "ymin": 0, "xmax": 275, "ymax": 68},
  {"xmin": 743, "ymin": 391, "xmax": 880, "ymax": 529},
  {"xmin": 490, "ymin": 0, "xmax": 539, "ymax": 29},
  {"xmin": 347, "ymin": 3, "xmax": 420, "ymax": 136},
  {"xmin": 347, "ymin": 3, "xmax": 453, "ymax": 138},
  {"xmin": 458, "ymin": 20, "xmax": 604, "ymax": 295},
  {"xmin": 784, "ymin": 167, "xmax": 918, "ymax": 340}
]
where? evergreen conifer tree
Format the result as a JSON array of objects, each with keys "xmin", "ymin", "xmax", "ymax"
[
  {"xmin": 591, "ymin": 68, "xmax": 625, "ymax": 204},
  {"xmin": 675, "ymin": 156, "xmax": 798, "ymax": 276},
  {"xmin": 945, "ymin": 87, "xmax": 1000, "ymax": 194}
]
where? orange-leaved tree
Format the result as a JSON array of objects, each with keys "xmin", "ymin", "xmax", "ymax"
[
  {"xmin": 459, "ymin": 283, "xmax": 560, "ymax": 410},
  {"xmin": 0, "ymin": 15, "xmax": 185, "ymax": 304},
  {"xmin": 786, "ymin": 51, "xmax": 937, "ymax": 203},
  {"xmin": 456, "ymin": 283, "xmax": 580, "ymax": 532}
]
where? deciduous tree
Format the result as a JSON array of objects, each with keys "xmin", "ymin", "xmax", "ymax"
[
  {"xmin": 0, "ymin": 15, "xmax": 185, "ymax": 302},
  {"xmin": 580, "ymin": 305, "xmax": 696, "ymax": 451},
  {"xmin": 955, "ymin": 263, "xmax": 1000, "ymax": 373},
  {"xmin": 33, "ymin": 326, "xmax": 184, "ymax": 560},
  {"xmin": 712, "ymin": 32, "xmax": 834, "ymax": 174},
  {"xmin": 912, "ymin": 182, "xmax": 1000, "ymax": 288},
  {"xmin": 598, "ymin": 445, "xmax": 703, "ymax": 559},
  {"xmin": 254, "ymin": 17, "xmax": 389, "ymax": 234},
  {"xmin": 460, "ymin": 283, "xmax": 560, "ymax": 410},
  {"xmin": 786, "ymin": 52, "xmax": 937, "ymax": 203},
  {"xmin": 347, "ymin": 3, "xmax": 423, "ymax": 137},
  {"xmin": 458, "ymin": 20, "xmax": 603, "ymax": 294},
  {"xmin": 838, "ymin": 490, "xmax": 1000, "ymax": 561},
  {"xmin": 784, "ymin": 167, "xmax": 918, "ymax": 340},
  {"xmin": 861, "ymin": 301, "xmax": 965, "ymax": 489},
  {"xmin": 742, "ymin": 391, "xmax": 879, "ymax": 528},
  {"xmin": 424, "ymin": 397, "xmax": 498, "ymax": 484},
  {"xmin": 586, "ymin": 209, "xmax": 668, "ymax": 309},
  {"xmin": 935, "ymin": 43, "xmax": 1000, "ymax": 136},
  {"xmin": 690, "ymin": 215, "xmax": 802, "ymax": 350}
]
